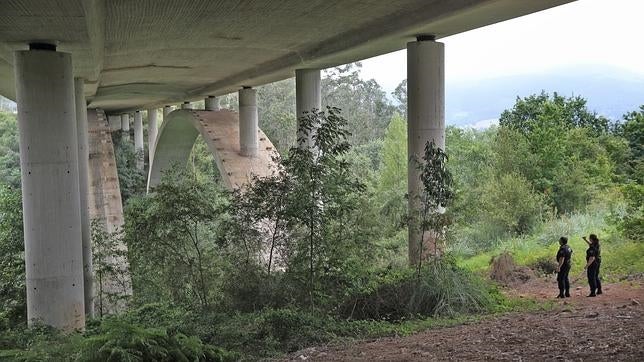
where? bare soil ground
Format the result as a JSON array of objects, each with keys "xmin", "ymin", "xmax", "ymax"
[{"xmin": 286, "ymin": 279, "xmax": 644, "ymax": 361}]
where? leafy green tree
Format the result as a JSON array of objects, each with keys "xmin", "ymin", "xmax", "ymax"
[
  {"xmin": 479, "ymin": 173, "xmax": 546, "ymax": 235},
  {"xmin": 613, "ymin": 105, "xmax": 643, "ymax": 183},
  {"xmin": 91, "ymin": 220, "xmax": 131, "ymax": 317},
  {"xmin": 124, "ymin": 168, "xmax": 227, "ymax": 310},
  {"xmin": 283, "ymin": 107, "xmax": 366, "ymax": 305},
  {"xmin": 377, "ymin": 114, "xmax": 407, "ymax": 230},
  {"xmin": 496, "ymin": 92, "xmax": 614, "ymax": 213},
  {"xmin": 0, "ymin": 184, "xmax": 25, "ymax": 328},
  {"xmin": 322, "ymin": 63, "xmax": 396, "ymax": 146},
  {"xmin": 411, "ymin": 141, "xmax": 454, "ymax": 270},
  {"xmin": 393, "ymin": 79, "xmax": 407, "ymax": 116},
  {"xmin": 499, "ymin": 91, "xmax": 609, "ymax": 136},
  {"xmin": 112, "ymin": 132, "xmax": 146, "ymax": 204},
  {"xmin": 0, "ymin": 112, "xmax": 20, "ymax": 188},
  {"xmin": 257, "ymin": 78, "xmax": 298, "ymax": 155}
]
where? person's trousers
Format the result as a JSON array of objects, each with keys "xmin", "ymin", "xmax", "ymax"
[
  {"xmin": 587, "ymin": 261, "xmax": 601, "ymax": 294},
  {"xmin": 557, "ymin": 264, "xmax": 571, "ymax": 296}
]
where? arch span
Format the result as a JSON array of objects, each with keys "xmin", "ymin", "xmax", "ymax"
[{"xmin": 148, "ymin": 109, "xmax": 278, "ymax": 191}]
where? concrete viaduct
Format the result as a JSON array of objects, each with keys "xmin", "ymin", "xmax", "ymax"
[{"xmin": 0, "ymin": 0, "xmax": 573, "ymax": 331}]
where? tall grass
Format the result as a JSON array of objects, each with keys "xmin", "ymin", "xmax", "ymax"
[{"xmin": 456, "ymin": 205, "xmax": 644, "ymax": 280}]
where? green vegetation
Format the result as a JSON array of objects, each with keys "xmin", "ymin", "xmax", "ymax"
[{"xmin": 0, "ymin": 66, "xmax": 642, "ymax": 360}]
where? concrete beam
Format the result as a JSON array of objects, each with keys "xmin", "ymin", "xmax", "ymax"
[
  {"xmin": 15, "ymin": 47, "xmax": 85, "ymax": 331},
  {"xmin": 181, "ymin": 101, "xmax": 192, "ymax": 110},
  {"xmin": 238, "ymin": 87, "xmax": 258, "ymax": 157},
  {"xmin": 407, "ymin": 38, "xmax": 445, "ymax": 265},
  {"xmin": 74, "ymin": 77, "xmax": 94, "ymax": 318}
]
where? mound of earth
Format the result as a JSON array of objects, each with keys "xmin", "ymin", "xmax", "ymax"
[{"xmin": 489, "ymin": 252, "xmax": 534, "ymax": 286}]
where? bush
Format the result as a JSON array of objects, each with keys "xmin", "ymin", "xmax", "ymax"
[
  {"xmin": 78, "ymin": 319, "xmax": 237, "ymax": 362},
  {"xmin": 479, "ymin": 173, "xmax": 546, "ymax": 235},
  {"xmin": 337, "ymin": 258, "xmax": 497, "ymax": 321}
]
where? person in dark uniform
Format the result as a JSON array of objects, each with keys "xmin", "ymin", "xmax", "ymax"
[
  {"xmin": 555, "ymin": 236, "xmax": 573, "ymax": 298},
  {"xmin": 583, "ymin": 234, "xmax": 602, "ymax": 297}
]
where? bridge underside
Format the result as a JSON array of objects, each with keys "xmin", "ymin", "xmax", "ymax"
[{"xmin": 0, "ymin": 0, "xmax": 573, "ymax": 112}]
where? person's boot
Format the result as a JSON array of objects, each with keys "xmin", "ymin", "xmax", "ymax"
[
  {"xmin": 565, "ymin": 290, "xmax": 571, "ymax": 298},
  {"xmin": 557, "ymin": 290, "xmax": 565, "ymax": 298},
  {"xmin": 597, "ymin": 288, "xmax": 603, "ymax": 295},
  {"xmin": 587, "ymin": 291, "xmax": 596, "ymax": 297}
]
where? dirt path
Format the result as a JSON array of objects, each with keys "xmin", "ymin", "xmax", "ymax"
[{"xmin": 286, "ymin": 280, "xmax": 643, "ymax": 361}]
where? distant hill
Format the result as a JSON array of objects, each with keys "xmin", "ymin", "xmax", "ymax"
[{"xmin": 447, "ymin": 65, "xmax": 644, "ymax": 127}]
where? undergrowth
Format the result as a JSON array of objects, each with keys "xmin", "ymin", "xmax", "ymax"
[{"xmin": 457, "ymin": 208, "xmax": 644, "ymax": 281}]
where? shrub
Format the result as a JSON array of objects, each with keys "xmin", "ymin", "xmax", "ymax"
[{"xmin": 338, "ymin": 258, "xmax": 496, "ymax": 321}]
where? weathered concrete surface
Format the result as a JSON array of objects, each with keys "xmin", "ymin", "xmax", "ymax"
[
  {"xmin": 87, "ymin": 108, "xmax": 132, "ymax": 315},
  {"xmin": 15, "ymin": 49, "xmax": 85, "ymax": 331},
  {"xmin": 407, "ymin": 39, "xmax": 445, "ymax": 265},
  {"xmin": 0, "ymin": 0, "xmax": 574, "ymax": 111},
  {"xmin": 295, "ymin": 69, "xmax": 321, "ymax": 149},
  {"xmin": 74, "ymin": 78, "xmax": 94, "ymax": 318},
  {"xmin": 148, "ymin": 109, "xmax": 278, "ymax": 191}
]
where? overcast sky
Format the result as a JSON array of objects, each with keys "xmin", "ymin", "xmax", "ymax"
[{"xmin": 360, "ymin": 0, "xmax": 644, "ymax": 93}]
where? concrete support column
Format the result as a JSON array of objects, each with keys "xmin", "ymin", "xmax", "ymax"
[
  {"xmin": 407, "ymin": 37, "xmax": 445, "ymax": 266},
  {"xmin": 147, "ymin": 109, "xmax": 158, "ymax": 162},
  {"xmin": 163, "ymin": 105, "xmax": 173, "ymax": 118},
  {"xmin": 121, "ymin": 113, "xmax": 130, "ymax": 141},
  {"xmin": 74, "ymin": 78, "xmax": 93, "ymax": 318},
  {"xmin": 108, "ymin": 115, "xmax": 121, "ymax": 131},
  {"xmin": 181, "ymin": 101, "xmax": 192, "ymax": 110},
  {"xmin": 134, "ymin": 111, "xmax": 144, "ymax": 169},
  {"xmin": 295, "ymin": 69, "xmax": 321, "ymax": 149},
  {"xmin": 14, "ymin": 45, "xmax": 85, "ymax": 331},
  {"xmin": 205, "ymin": 96, "xmax": 220, "ymax": 111},
  {"xmin": 238, "ymin": 87, "xmax": 258, "ymax": 157}
]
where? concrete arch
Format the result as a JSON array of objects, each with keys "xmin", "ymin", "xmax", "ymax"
[{"xmin": 148, "ymin": 109, "xmax": 278, "ymax": 191}]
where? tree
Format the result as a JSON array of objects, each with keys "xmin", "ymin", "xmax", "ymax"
[
  {"xmin": 613, "ymin": 105, "xmax": 643, "ymax": 183},
  {"xmin": 0, "ymin": 184, "xmax": 25, "ymax": 327},
  {"xmin": 393, "ymin": 79, "xmax": 407, "ymax": 116},
  {"xmin": 124, "ymin": 168, "xmax": 227, "ymax": 309},
  {"xmin": 496, "ymin": 92, "xmax": 614, "ymax": 213},
  {"xmin": 283, "ymin": 107, "xmax": 366, "ymax": 305},
  {"xmin": 322, "ymin": 63, "xmax": 396, "ymax": 146},
  {"xmin": 499, "ymin": 91, "xmax": 609, "ymax": 136},
  {"xmin": 377, "ymin": 114, "xmax": 407, "ymax": 230},
  {"xmin": 0, "ymin": 112, "xmax": 20, "ymax": 189},
  {"xmin": 412, "ymin": 141, "xmax": 454, "ymax": 270},
  {"xmin": 112, "ymin": 133, "xmax": 146, "ymax": 204},
  {"xmin": 91, "ymin": 220, "xmax": 131, "ymax": 317}
]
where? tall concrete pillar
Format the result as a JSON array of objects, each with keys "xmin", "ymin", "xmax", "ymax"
[
  {"xmin": 407, "ymin": 36, "xmax": 445, "ymax": 266},
  {"xmin": 238, "ymin": 87, "xmax": 258, "ymax": 157},
  {"xmin": 163, "ymin": 105, "xmax": 173, "ymax": 118},
  {"xmin": 147, "ymin": 108, "xmax": 158, "ymax": 162},
  {"xmin": 108, "ymin": 115, "xmax": 121, "ymax": 131},
  {"xmin": 205, "ymin": 96, "xmax": 220, "ymax": 111},
  {"xmin": 14, "ymin": 44, "xmax": 85, "ymax": 331},
  {"xmin": 296, "ymin": 69, "xmax": 321, "ymax": 149},
  {"xmin": 181, "ymin": 101, "xmax": 192, "ymax": 110},
  {"xmin": 121, "ymin": 113, "xmax": 130, "ymax": 141},
  {"xmin": 134, "ymin": 111, "xmax": 144, "ymax": 169},
  {"xmin": 74, "ymin": 78, "xmax": 93, "ymax": 318}
]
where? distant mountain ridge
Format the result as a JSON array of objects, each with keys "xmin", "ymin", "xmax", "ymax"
[{"xmin": 447, "ymin": 65, "xmax": 644, "ymax": 127}]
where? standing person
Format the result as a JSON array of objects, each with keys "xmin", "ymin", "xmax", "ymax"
[
  {"xmin": 583, "ymin": 234, "xmax": 602, "ymax": 297},
  {"xmin": 556, "ymin": 236, "xmax": 573, "ymax": 298}
]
